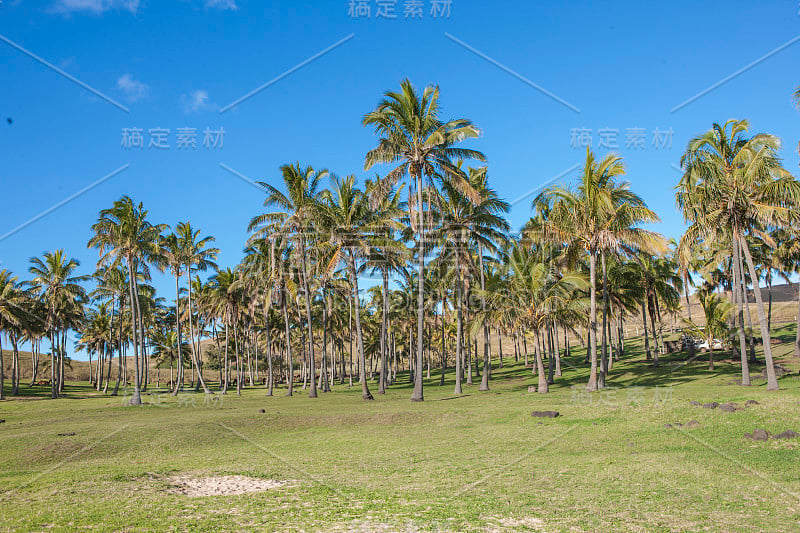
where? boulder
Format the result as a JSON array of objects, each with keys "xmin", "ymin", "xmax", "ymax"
[
  {"xmin": 527, "ymin": 386, "xmax": 537, "ymax": 393},
  {"xmin": 718, "ymin": 402, "xmax": 740, "ymax": 413},
  {"xmin": 258, "ymin": 409, "xmax": 266, "ymax": 414},
  {"xmin": 773, "ymin": 430, "xmax": 799, "ymax": 440},
  {"xmin": 744, "ymin": 429, "xmax": 771, "ymax": 441},
  {"xmin": 531, "ymin": 411, "xmax": 560, "ymax": 418},
  {"xmin": 684, "ymin": 420, "xmax": 701, "ymax": 428},
  {"xmin": 689, "ymin": 401, "xmax": 701, "ymax": 407},
  {"xmin": 702, "ymin": 402, "xmax": 719, "ymax": 409},
  {"xmin": 745, "ymin": 400, "xmax": 759, "ymax": 407}
]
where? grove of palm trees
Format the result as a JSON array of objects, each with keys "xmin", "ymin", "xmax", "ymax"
[{"xmin": 2, "ymin": 77, "xmax": 800, "ymax": 530}]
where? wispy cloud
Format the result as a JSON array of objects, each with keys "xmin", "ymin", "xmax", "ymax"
[
  {"xmin": 205, "ymin": 0, "xmax": 237, "ymax": 10},
  {"xmin": 181, "ymin": 89, "xmax": 218, "ymax": 112},
  {"xmin": 116, "ymin": 73, "xmax": 148, "ymax": 103},
  {"xmin": 51, "ymin": 0, "xmax": 141, "ymax": 15}
]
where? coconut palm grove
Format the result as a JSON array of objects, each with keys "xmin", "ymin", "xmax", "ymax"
[{"xmin": 2, "ymin": 4, "xmax": 800, "ymax": 532}]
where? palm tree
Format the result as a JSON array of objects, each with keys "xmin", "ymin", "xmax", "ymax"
[
  {"xmin": 535, "ymin": 148, "xmax": 661, "ymax": 391},
  {"xmin": 678, "ymin": 119, "xmax": 800, "ymax": 391},
  {"xmin": 317, "ymin": 174, "xmax": 378, "ymax": 400},
  {"xmin": 27, "ymin": 251, "xmax": 87, "ymax": 398},
  {"xmin": 0, "ymin": 270, "xmax": 26, "ymax": 400},
  {"xmin": 250, "ymin": 163, "xmax": 327, "ymax": 399},
  {"xmin": 363, "ymin": 79, "xmax": 486, "ymax": 402},
  {"xmin": 175, "ymin": 222, "xmax": 219, "ymax": 393},
  {"xmin": 88, "ymin": 197, "xmax": 165, "ymax": 405}
]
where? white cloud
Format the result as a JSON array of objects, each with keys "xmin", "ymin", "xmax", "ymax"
[
  {"xmin": 205, "ymin": 0, "xmax": 237, "ymax": 10},
  {"xmin": 181, "ymin": 89, "xmax": 217, "ymax": 113},
  {"xmin": 51, "ymin": 0, "xmax": 141, "ymax": 15},
  {"xmin": 116, "ymin": 74, "xmax": 149, "ymax": 103}
]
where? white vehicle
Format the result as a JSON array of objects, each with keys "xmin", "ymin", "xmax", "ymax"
[{"xmin": 694, "ymin": 338, "xmax": 724, "ymax": 352}]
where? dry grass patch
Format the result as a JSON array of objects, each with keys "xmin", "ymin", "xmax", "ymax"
[{"xmin": 165, "ymin": 474, "xmax": 290, "ymax": 497}]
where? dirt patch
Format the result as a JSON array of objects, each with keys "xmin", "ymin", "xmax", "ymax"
[{"xmin": 165, "ymin": 475, "xmax": 289, "ymax": 497}]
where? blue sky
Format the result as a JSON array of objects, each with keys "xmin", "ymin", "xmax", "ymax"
[{"xmin": 1, "ymin": 0, "xmax": 799, "ymax": 357}]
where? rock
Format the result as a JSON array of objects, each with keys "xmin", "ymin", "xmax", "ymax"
[
  {"xmin": 258, "ymin": 409, "xmax": 266, "ymax": 414},
  {"xmin": 57, "ymin": 432, "xmax": 76, "ymax": 437},
  {"xmin": 689, "ymin": 401, "xmax": 701, "ymax": 407},
  {"xmin": 773, "ymin": 430, "xmax": 799, "ymax": 440},
  {"xmin": 719, "ymin": 402, "xmax": 740, "ymax": 413},
  {"xmin": 664, "ymin": 423, "xmax": 673, "ymax": 428},
  {"xmin": 531, "ymin": 411, "xmax": 560, "ymax": 418},
  {"xmin": 745, "ymin": 429, "xmax": 771, "ymax": 441},
  {"xmin": 684, "ymin": 420, "xmax": 701, "ymax": 428},
  {"xmin": 527, "ymin": 386, "xmax": 537, "ymax": 393},
  {"xmin": 702, "ymin": 402, "xmax": 719, "ymax": 409},
  {"xmin": 745, "ymin": 400, "xmax": 759, "ymax": 406},
  {"xmin": 0, "ymin": 419, "xmax": 5, "ymax": 424}
]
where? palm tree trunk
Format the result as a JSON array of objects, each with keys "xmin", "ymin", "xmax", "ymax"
[
  {"xmin": 439, "ymin": 303, "xmax": 446, "ymax": 386},
  {"xmin": 454, "ymin": 279, "xmax": 463, "ymax": 395},
  {"xmin": 648, "ymin": 295, "xmax": 660, "ymax": 367},
  {"xmin": 348, "ymin": 255, "xmax": 373, "ymax": 400},
  {"xmin": 186, "ymin": 272, "xmax": 210, "ymax": 394},
  {"xmin": 586, "ymin": 251, "xmax": 599, "ymax": 392},
  {"xmin": 378, "ymin": 270, "xmax": 389, "ymax": 394},
  {"xmin": 478, "ymin": 244, "xmax": 490, "ymax": 392},
  {"xmin": 411, "ymin": 174, "xmax": 425, "ymax": 402},
  {"xmin": 126, "ymin": 259, "xmax": 142, "ymax": 406},
  {"xmin": 794, "ymin": 283, "xmax": 800, "ymax": 357},
  {"xmin": 642, "ymin": 301, "xmax": 651, "ymax": 360},
  {"xmin": 738, "ymin": 235, "xmax": 778, "ymax": 391},
  {"xmin": 348, "ymin": 297, "xmax": 353, "ymax": 387},
  {"xmin": 599, "ymin": 252, "xmax": 609, "ymax": 388},
  {"xmin": 298, "ymin": 243, "xmax": 317, "ymax": 399},
  {"xmin": 281, "ymin": 291, "xmax": 293, "ymax": 396},
  {"xmin": 535, "ymin": 329, "xmax": 548, "ymax": 393},
  {"xmin": 732, "ymin": 235, "xmax": 751, "ymax": 386}
]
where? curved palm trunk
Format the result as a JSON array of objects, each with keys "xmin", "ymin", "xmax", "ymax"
[
  {"xmin": 172, "ymin": 275, "xmax": 183, "ymax": 396},
  {"xmin": 348, "ymin": 254, "xmax": 373, "ymax": 400},
  {"xmin": 738, "ymin": 235, "xmax": 778, "ymax": 391},
  {"xmin": 732, "ymin": 236, "xmax": 751, "ymax": 386},
  {"xmin": 186, "ymin": 272, "xmax": 210, "ymax": 394},
  {"xmin": 586, "ymin": 251, "xmax": 599, "ymax": 392}
]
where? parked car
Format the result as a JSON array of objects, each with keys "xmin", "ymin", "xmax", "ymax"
[{"xmin": 694, "ymin": 338, "xmax": 724, "ymax": 352}]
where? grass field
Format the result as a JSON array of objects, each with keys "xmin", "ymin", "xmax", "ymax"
[{"xmin": 1, "ymin": 327, "xmax": 799, "ymax": 532}]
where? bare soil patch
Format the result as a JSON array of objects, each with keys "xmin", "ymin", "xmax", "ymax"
[{"xmin": 165, "ymin": 474, "xmax": 288, "ymax": 497}]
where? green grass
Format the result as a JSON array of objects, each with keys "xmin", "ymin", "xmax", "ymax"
[{"xmin": 1, "ymin": 329, "xmax": 799, "ymax": 532}]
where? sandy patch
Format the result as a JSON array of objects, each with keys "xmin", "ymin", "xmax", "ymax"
[{"xmin": 166, "ymin": 475, "xmax": 288, "ymax": 497}]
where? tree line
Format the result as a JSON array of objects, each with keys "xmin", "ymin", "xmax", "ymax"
[{"xmin": 1, "ymin": 81, "xmax": 800, "ymax": 404}]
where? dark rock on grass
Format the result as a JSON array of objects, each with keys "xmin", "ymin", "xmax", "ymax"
[
  {"xmin": 57, "ymin": 432, "xmax": 76, "ymax": 437},
  {"xmin": 773, "ymin": 430, "xmax": 799, "ymax": 440},
  {"xmin": 0, "ymin": 419, "xmax": 5, "ymax": 424},
  {"xmin": 258, "ymin": 409, "xmax": 266, "ymax": 414},
  {"xmin": 689, "ymin": 401, "xmax": 701, "ymax": 407},
  {"xmin": 744, "ymin": 429, "xmax": 772, "ymax": 441},
  {"xmin": 702, "ymin": 402, "xmax": 719, "ymax": 409},
  {"xmin": 719, "ymin": 402, "xmax": 741, "ymax": 413},
  {"xmin": 745, "ymin": 400, "xmax": 759, "ymax": 406},
  {"xmin": 685, "ymin": 420, "xmax": 701, "ymax": 428},
  {"xmin": 761, "ymin": 365, "xmax": 792, "ymax": 378},
  {"xmin": 531, "ymin": 411, "xmax": 559, "ymax": 418}
]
